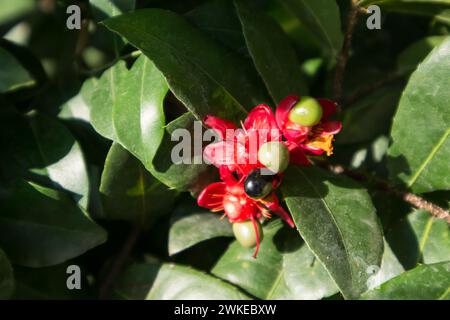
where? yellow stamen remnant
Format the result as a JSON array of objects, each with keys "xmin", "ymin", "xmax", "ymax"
[{"xmin": 307, "ymin": 134, "xmax": 334, "ymax": 156}]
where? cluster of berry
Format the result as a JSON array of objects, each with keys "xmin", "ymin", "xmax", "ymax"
[{"xmin": 197, "ymin": 95, "xmax": 342, "ymax": 257}]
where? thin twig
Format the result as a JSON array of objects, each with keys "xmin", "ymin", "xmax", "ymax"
[
  {"xmin": 326, "ymin": 164, "xmax": 450, "ymax": 223},
  {"xmin": 78, "ymin": 50, "xmax": 142, "ymax": 76},
  {"xmin": 99, "ymin": 223, "xmax": 141, "ymax": 299},
  {"xmin": 342, "ymin": 73, "xmax": 404, "ymax": 106},
  {"xmin": 334, "ymin": 0, "xmax": 363, "ymax": 105}
]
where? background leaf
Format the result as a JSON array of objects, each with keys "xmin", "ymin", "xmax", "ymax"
[
  {"xmin": 186, "ymin": 0, "xmax": 248, "ymax": 54},
  {"xmin": 282, "ymin": 166, "xmax": 384, "ymax": 299},
  {"xmin": 0, "ymin": 180, "xmax": 106, "ymax": 267},
  {"xmin": 0, "ymin": 248, "xmax": 14, "ymax": 299},
  {"xmin": 168, "ymin": 201, "xmax": 233, "ymax": 256},
  {"xmin": 338, "ymin": 85, "xmax": 403, "ymax": 145},
  {"xmin": 388, "ymin": 37, "xmax": 450, "ymax": 193},
  {"xmin": 361, "ymin": 261, "xmax": 450, "ymax": 300},
  {"xmin": 13, "ymin": 263, "xmax": 89, "ymax": 299},
  {"xmin": 282, "ymin": 0, "xmax": 343, "ymax": 61},
  {"xmin": 113, "ymin": 258, "xmax": 250, "ymax": 299},
  {"xmin": 397, "ymin": 35, "xmax": 447, "ymax": 74},
  {"xmin": 359, "ymin": 0, "xmax": 450, "ymax": 25},
  {"xmin": 234, "ymin": 0, "xmax": 308, "ymax": 103},
  {"xmin": 100, "ymin": 142, "xmax": 177, "ymax": 226},
  {"xmin": 212, "ymin": 221, "xmax": 338, "ymax": 300},
  {"xmin": 387, "ymin": 210, "xmax": 450, "ymax": 269},
  {"xmin": 150, "ymin": 112, "xmax": 217, "ymax": 192},
  {"xmin": 0, "ymin": 46, "xmax": 35, "ymax": 93},
  {"xmin": 103, "ymin": 8, "xmax": 269, "ymax": 122},
  {"xmin": 0, "ymin": 109, "xmax": 90, "ymax": 210}
]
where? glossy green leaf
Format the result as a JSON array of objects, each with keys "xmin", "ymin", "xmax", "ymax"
[
  {"xmin": 387, "ymin": 210, "xmax": 450, "ymax": 269},
  {"xmin": 388, "ymin": 38, "xmax": 450, "ymax": 193},
  {"xmin": 234, "ymin": 0, "xmax": 308, "ymax": 104},
  {"xmin": 359, "ymin": 0, "xmax": 450, "ymax": 25},
  {"xmin": 282, "ymin": 166, "xmax": 384, "ymax": 299},
  {"xmin": 90, "ymin": 0, "xmax": 135, "ymax": 18},
  {"xmin": 0, "ymin": 248, "xmax": 14, "ymax": 299},
  {"xmin": 366, "ymin": 240, "xmax": 404, "ymax": 289},
  {"xmin": 0, "ymin": 110, "xmax": 90, "ymax": 210},
  {"xmin": 90, "ymin": 0, "xmax": 136, "ymax": 53},
  {"xmin": 85, "ymin": 56, "xmax": 212, "ymax": 191},
  {"xmin": 103, "ymin": 9, "xmax": 269, "ymax": 122},
  {"xmin": 212, "ymin": 221, "xmax": 338, "ymax": 300},
  {"xmin": 282, "ymin": 0, "xmax": 343, "ymax": 60},
  {"xmin": 0, "ymin": 0, "xmax": 35, "ymax": 25},
  {"xmin": 59, "ymin": 78, "xmax": 98, "ymax": 123},
  {"xmin": 150, "ymin": 112, "xmax": 217, "ymax": 192},
  {"xmin": 168, "ymin": 203, "xmax": 233, "ymax": 256},
  {"xmin": 361, "ymin": 262, "xmax": 450, "ymax": 300},
  {"xmin": 0, "ymin": 180, "xmax": 106, "ymax": 267},
  {"xmin": 0, "ymin": 47, "xmax": 35, "ymax": 93},
  {"xmin": 100, "ymin": 143, "xmax": 176, "ymax": 226},
  {"xmin": 186, "ymin": 0, "xmax": 248, "ymax": 54},
  {"xmin": 397, "ymin": 36, "xmax": 447, "ymax": 74},
  {"xmin": 114, "ymin": 259, "xmax": 250, "ymax": 299}
]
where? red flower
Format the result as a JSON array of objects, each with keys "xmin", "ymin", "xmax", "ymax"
[
  {"xmin": 203, "ymin": 104, "xmax": 282, "ymax": 177},
  {"xmin": 197, "ymin": 95, "xmax": 341, "ymax": 257},
  {"xmin": 197, "ymin": 166, "xmax": 294, "ymax": 257},
  {"xmin": 276, "ymin": 95, "xmax": 342, "ymax": 159}
]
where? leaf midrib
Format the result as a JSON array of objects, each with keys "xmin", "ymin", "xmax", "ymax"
[
  {"xmin": 292, "ymin": 167, "xmax": 355, "ymax": 295},
  {"xmin": 288, "ymin": 0, "xmax": 337, "ymax": 53},
  {"xmin": 407, "ymin": 126, "xmax": 450, "ymax": 188},
  {"xmin": 106, "ymin": 18, "xmax": 248, "ymax": 119}
]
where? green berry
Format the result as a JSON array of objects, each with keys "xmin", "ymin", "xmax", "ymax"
[
  {"xmin": 288, "ymin": 96, "xmax": 323, "ymax": 126},
  {"xmin": 258, "ymin": 141, "xmax": 290, "ymax": 174},
  {"xmin": 232, "ymin": 220, "xmax": 264, "ymax": 248}
]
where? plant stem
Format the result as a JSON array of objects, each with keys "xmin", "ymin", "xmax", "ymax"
[
  {"xmin": 99, "ymin": 223, "xmax": 141, "ymax": 299},
  {"xmin": 334, "ymin": 0, "xmax": 363, "ymax": 105},
  {"xmin": 78, "ymin": 50, "xmax": 142, "ymax": 76},
  {"xmin": 342, "ymin": 73, "xmax": 404, "ymax": 106},
  {"xmin": 326, "ymin": 164, "xmax": 450, "ymax": 223}
]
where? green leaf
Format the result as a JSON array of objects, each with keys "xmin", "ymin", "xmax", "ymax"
[
  {"xmin": 100, "ymin": 143, "xmax": 177, "ymax": 226},
  {"xmin": 59, "ymin": 78, "xmax": 98, "ymax": 123},
  {"xmin": 282, "ymin": 0, "xmax": 343, "ymax": 60},
  {"xmin": 113, "ymin": 259, "xmax": 250, "ymax": 299},
  {"xmin": 387, "ymin": 210, "xmax": 450, "ymax": 269},
  {"xmin": 0, "ymin": 110, "xmax": 90, "ymax": 210},
  {"xmin": 337, "ymin": 85, "xmax": 402, "ymax": 145},
  {"xmin": 212, "ymin": 221, "xmax": 339, "ymax": 300},
  {"xmin": 0, "ymin": 0, "xmax": 35, "ymax": 25},
  {"xmin": 0, "ymin": 248, "xmax": 14, "ymax": 299},
  {"xmin": 103, "ymin": 9, "xmax": 269, "ymax": 122},
  {"xmin": 0, "ymin": 46, "xmax": 35, "ymax": 93},
  {"xmin": 90, "ymin": 0, "xmax": 135, "ymax": 19},
  {"xmin": 85, "ymin": 56, "xmax": 212, "ymax": 191},
  {"xmin": 359, "ymin": 0, "xmax": 450, "ymax": 25},
  {"xmin": 0, "ymin": 180, "xmax": 107, "ymax": 267},
  {"xmin": 397, "ymin": 36, "xmax": 447, "ymax": 74},
  {"xmin": 366, "ymin": 240, "xmax": 404, "ymax": 289},
  {"xmin": 90, "ymin": 0, "xmax": 136, "ymax": 54},
  {"xmin": 186, "ymin": 0, "xmax": 248, "ymax": 54},
  {"xmin": 282, "ymin": 166, "xmax": 384, "ymax": 299},
  {"xmin": 150, "ymin": 112, "xmax": 217, "ymax": 191},
  {"xmin": 168, "ymin": 202, "xmax": 233, "ymax": 256},
  {"xmin": 234, "ymin": 0, "xmax": 308, "ymax": 104},
  {"xmin": 13, "ymin": 263, "xmax": 88, "ymax": 299},
  {"xmin": 388, "ymin": 37, "xmax": 450, "ymax": 193},
  {"xmin": 361, "ymin": 262, "xmax": 450, "ymax": 300}
]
